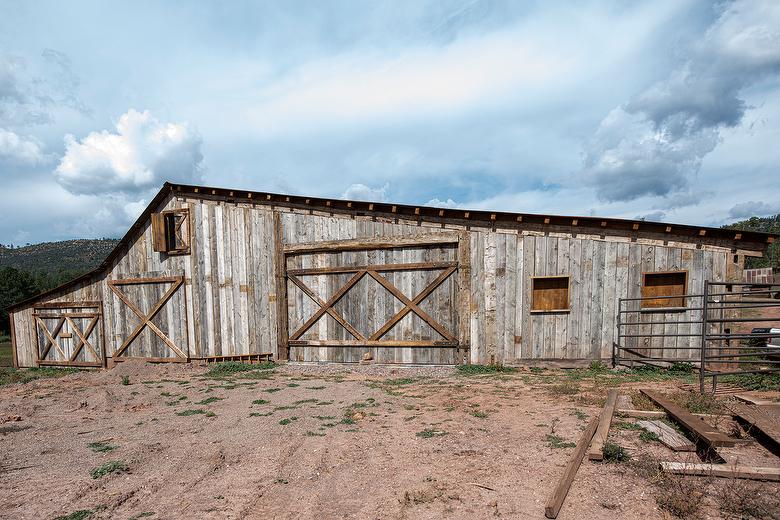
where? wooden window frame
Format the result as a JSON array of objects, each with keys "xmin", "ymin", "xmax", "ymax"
[
  {"xmin": 641, "ymin": 270, "xmax": 688, "ymax": 310},
  {"xmin": 530, "ymin": 275, "xmax": 570, "ymax": 314},
  {"xmin": 152, "ymin": 208, "xmax": 191, "ymax": 255}
]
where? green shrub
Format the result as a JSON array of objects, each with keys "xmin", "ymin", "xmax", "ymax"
[{"xmin": 204, "ymin": 361, "xmax": 274, "ymax": 378}]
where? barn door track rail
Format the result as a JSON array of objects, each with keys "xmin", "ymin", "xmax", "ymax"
[
  {"xmin": 108, "ymin": 276, "xmax": 187, "ymax": 361},
  {"xmin": 287, "ymin": 261, "xmax": 458, "ymax": 347}
]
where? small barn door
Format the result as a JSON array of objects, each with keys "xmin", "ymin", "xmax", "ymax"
[
  {"xmin": 283, "ymin": 233, "xmax": 466, "ymax": 364},
  {"xmin": 108, "ymin": 275, "xmax": 189, "ymax": 362},
  {"xmin": 33, "ymin": 302, "xmax": 104, "ymax": 367}
]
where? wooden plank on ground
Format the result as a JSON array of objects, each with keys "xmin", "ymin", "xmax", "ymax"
[
  {"xmin": 637, "ymin": 420, "xmax": 696, "ymax": 451},
  {"xmin": 640, "ymin": 389, "xmax": 736, "ymax": 447},
  {"xmin": 729, "ymin": 402, "xmax": 780, "ymax": 454},
  {"xmin": 545, "ymin": 416, "xmax": 599, "ymax": 519},
  {"xmin": 660, "ymin": 462, "xmax": 780, "ymax": 481},
  {"xmin": 734, "ymin": 394, "xmax": 779, "ymax": 406},
  {"xmin": 616, "ymin": 409, "xmax": 665, "ymax": 419},
  {"xmin": 587, "ymin": 389, "xmax": 619, "ymax": 461}
]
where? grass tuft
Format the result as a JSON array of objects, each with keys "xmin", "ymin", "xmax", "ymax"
[
  {"xmin": 602, "ymin": 442, "xmax": 630, "ymax": 463},
  {"xmin": 176, "ymin": 409, "xmax": 206, "ymax": 416},
  {"xmin": 545, "ymin": 434, "xmax": 576, "ymax": 449},
  {"xmin": 87, "ymin": 441, "xmax": 117, "ymax": 453},
  {"xmin": 204, "ymin": 361, "xmax": 275, "ymax": 378},
  {"xmin": 90, "ymin": 460, "xmax": 129, "ymax": 479},
  {"xmin": 456, "ymin": 364, "xmax": 515, "ymax": 376},
  {"xmin": 416, "ymin": 428, "xmax": 448, "ymax": 438}
]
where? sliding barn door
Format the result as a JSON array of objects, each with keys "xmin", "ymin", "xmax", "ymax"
[{"xmin": 284, "ymin": 234, "xmax": 465, "ymax": 364}]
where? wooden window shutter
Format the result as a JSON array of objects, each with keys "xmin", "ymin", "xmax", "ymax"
[{"xmin": 151, "ymin": 213, "xmax": 168, "ymax": 252}]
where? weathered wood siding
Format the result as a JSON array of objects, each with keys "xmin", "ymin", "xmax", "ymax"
[{"xmin": 11, "ymin": 194, "xmax": 734, "ymax": 367}]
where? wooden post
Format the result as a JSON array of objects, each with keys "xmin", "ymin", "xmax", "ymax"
[
  {"xmin": 457, "ymin": 231, "xmax": 471, "ymax": 364},
  {"xmin": 588, "ymin": 389, "xmax": 619, "ymax": 461},
  {"xmin": 9, "ymin": 310, "xmax": 18, "ymax": 368},
  {"xmin": 545, "ymin": 416, "xmax": 599, "ymax": 518},
  {"xmin": 273, "ymin": 211, "xmax": 289, "ymax": 361}
]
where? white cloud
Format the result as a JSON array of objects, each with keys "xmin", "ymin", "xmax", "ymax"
[
  {"xmin": 584, "ymin": 0, "xmax": 780, "ymax": 203},
  {"xmin": 0, "ymin": 128, "xmax": 47, "ymax": 165},
  {"xmin": 340, "ymin": 182, "xmax": 389, "ymax": 201},
  {"xmin": 426, "ymin": 197, "xmax": 460, "ymax": 208},
  {"xmin": 54, "ymin": 109, "xmax": 204, "ymax": 195}
]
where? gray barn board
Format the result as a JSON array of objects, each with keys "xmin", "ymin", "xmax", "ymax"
[{"xmin": 7, "ymin": 182, "xmax": 774, "ymax": 368}]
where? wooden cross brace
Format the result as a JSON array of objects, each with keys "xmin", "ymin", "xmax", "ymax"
[
  {"xmin": 109, "ymin": 277, "xmax": 186, "ymax": 359},
  {"xmin": 288, "ymin": 266, "xmax": 457, "ymax": 343},
  {"xmin": 36, "ymin": 314, "xmax": 100, "ymax": 362}
]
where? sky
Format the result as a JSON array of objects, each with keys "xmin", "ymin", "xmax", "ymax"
[{"xmin": 0, "ymin": 0, "xmax": 779, "ymax": 245}]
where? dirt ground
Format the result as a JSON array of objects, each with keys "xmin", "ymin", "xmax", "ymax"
[{"xmin": 1, "ymin": 362, "xmax": 778, "ymax": 520}]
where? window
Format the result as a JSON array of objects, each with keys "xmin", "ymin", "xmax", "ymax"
[
  {"xmin": 151, "ymin": 208, "xmax": 190, "ymax": 255},
  {"xmin": 641, "ymin": 271, "xmax": 687, "ymax": 309},
  {"xmin": 531, "ymin": 276, "xmax": 570, "ymax": 312}
]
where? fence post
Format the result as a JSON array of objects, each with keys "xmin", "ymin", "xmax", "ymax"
[
  {"xmin": 614, "ymin": 298, "xmax": 621, "ymax": 368},
  {"xmin": 699, "ymin": 280, "xmax": 709, "ymax": 393}
]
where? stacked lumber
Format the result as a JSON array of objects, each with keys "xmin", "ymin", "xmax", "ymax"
[
  {"xmin": 660, "ymin": 462, "xmax": 780, "ymax": 481},
  {"xmin": 729, "ymin": 402, "xmax": 780, "ymax": 454}
]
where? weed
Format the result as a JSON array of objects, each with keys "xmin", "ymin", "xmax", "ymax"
[
  {"xmin": 471, "ymin": 410, "xmax": 488, "ymax": 418},
  {"xmin": 529, "ymin": 366, "xmax": 545, "ymax": 374},
  {"xmin": 316, "ymin": 400, "xmax": 334, "ymax": 406},
  {"xmin": 717, "ymin": 479, "xmax": 780, "ymax": 519},
  {"xmin": 251, "ymin": 399, "xmax": 270, "ymax": 405},
  {"xmin": 340, "ymin": 417, "xmax": 356, "ymax": 425},
  {"xmin": 275, "ymin": 478, "xmax": 289, "ymax": 484},
  {"xmin": 90, "ymin": 460, "xmax": 129, "ymax": 479},
  {"xmin": 416, "ymin": 429, "xmax": 448, "ymax": 438},
  {"xmin": 639, "ymin": 431, "xmax": 660, "ymax": 443},
  {"xmin": 612, "ymin": 421, "xmax": 642, "ymax": 431},
  {"xmin": 121, "ymin": 376, "xmax": 130, "ymax": 386},
  {"xmin": 249, "ymin": 412, "xmax": 273, "ymax": 417},
  {"xmin": 0, "ymin": 366, "xmax": 78, "ymax": 386},
  {"xmin": 205, "ymin": 411, "xmax": 216, "ymax": 417},
  {"xmin": 403, "ymin": 404, "xmax": 416, "ymax": 410},
  {"xmin": 719, "ymin": 372, "xmax": 780, "ymax": 392},
  {"xmin": 545, "ymin": 434, "xmax": 576, "ymax": 449},
  {"xmin": 572, "ymin": 409, "xmax": 588, "ymax": 421},
  {"xmin": 655, "ymin": 472, "xmax": 706, "ymax": 519},
  {"xmin": 682, "ymin": 392, "xmax": 724, "ymax": 415},
  {"xmin": 602, "ymin": 442, "xmax": 630, "ymax": 463},
  {"xmin": 87, "ymin": 441, "xmax": 117, "ymax": 453},
  {"xmin": 383, "ymin": 378, "xmax": 416, "ymax": 386},
  {"xmin": 547, "ymin": 381, "xmax": 580, "ymax": 396},
  {"xmin": 128, "ymin": 513, "xmax": 155, "ymax": 520},
  {"xmin": 307, "ymin": 385, "xmax": 326, "ymax": 390},
  {"xmin": 279, "ymin": 417, "xmax": 298, "ymax": 425},
  {"xmin": 204, "ymin": 361, "xmax": 275, "ymax": 378},
  {"xmin": 293, "ymin": 398, "xmax": 319, "ymax": 405},
  {"xmin": 305, "ymin": 431, "xmax": 325, "ymax": 437},
  {"xmin": 54, "ymin": 511, "xmax": 94, "ymax": 520},
  {"xmin": 456, "ymin": 364, "xmax": 515, "ymax": 376},
  {"xmin": 196, "ymin": 397, "xmax": 224, "ymax": 405},
  {"xmin": 588, "ymin": 360, "xmax": 610, "ymax": 372},
  {"xmin": 264, "ymin": 388, "xmax": 282, "ymax": 393},
  {"xmin": 176, "ymin": 409, "xmax": 206, "ymax": 416},
  {"xmin": 274, "ymin": 405, "xmax": 299, "ymax": 411},
  {"xmin": 286, "ymin": 383, "xmax": 300, "ymax": 387}
]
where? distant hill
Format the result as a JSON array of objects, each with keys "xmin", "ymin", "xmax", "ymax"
[{"xmin": 0, "ymin": 238, "xmax": 119, "ymax": 275}]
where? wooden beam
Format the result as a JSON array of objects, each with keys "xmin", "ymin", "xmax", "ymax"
[
  {"xmin": 545, "ymin": 416, "xmax": 599, "ymax": 519},
  {"xmin": 286, "ymin": 261, "xmax": 457, "ymax": 276},
  {"xmin": 637, "ymin": 420, "xmax": 696, "ymax": 451},
  {"xmin": 616, "ymin": 409, "xmax": 665, "ymax": 419},
  {"xmin": 288, "ymin": 271, "xmax": 365, "ymax": 341},
  {"xmin": 588, "ymin": 389, "xmax": 619, "ymax": 461},
  {"xmin": 729, "ymin": 402, "xmax": 780, "ymax": 454},
  {"xmin": 273, "ymin": 211, "xmax": 289, "ymax": 361},
  {"xmin": 283, "ymin": 232, "xmax": 459, "ymax": 254},
  {"xmin": 640, "ymin": 389, "xmax": 736, "ymax": 447},
  {"xmin": 660, "ymin": 462, "xmax": 780, "ymax": 481},
  {"xmin": 287, "ymin": 274, "xmax": 366, "ymax": 341},
  {"xmin": 288, "ymin": 340, "xmax": 458, "ymax": 347},
  {"xmin": 33, "ymin": 301, "xmax": 102, "ymax": 309}
]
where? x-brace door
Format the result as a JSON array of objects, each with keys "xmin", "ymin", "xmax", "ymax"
[
  {"xmin": 108, "ymin": 276, "xmax": 188, "ymax": 362},
  {"xmin": 33, "ymin": 301, "xmax": 104, "ymax": 367}
]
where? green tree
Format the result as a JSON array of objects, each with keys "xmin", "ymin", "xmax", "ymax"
[
  {"xmin": 724, "ymin": 215, "xmax": 780, "ymax": 268},
  {"xmin": 0, "ymin": 267, "xmax": 39, "ymax": 334}
]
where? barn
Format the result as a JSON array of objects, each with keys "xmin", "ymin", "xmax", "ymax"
[{"xmin": 7, "ymin": 182, "xmax": 775, "ymax": 368}]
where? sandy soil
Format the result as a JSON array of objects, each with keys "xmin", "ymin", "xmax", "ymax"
[{"xmin": 0, "ymin": 362, "xmax": 778, "ymax": 520}]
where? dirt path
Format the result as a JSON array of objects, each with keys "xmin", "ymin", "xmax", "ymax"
[{"xmin": 0, "ymin": 362, "xmax": 776, "ymax": 519}]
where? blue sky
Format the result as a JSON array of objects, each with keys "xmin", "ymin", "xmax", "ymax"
[{"xmin": 0, "ymin": 0, "xmax": 779, "ymax": 244}]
